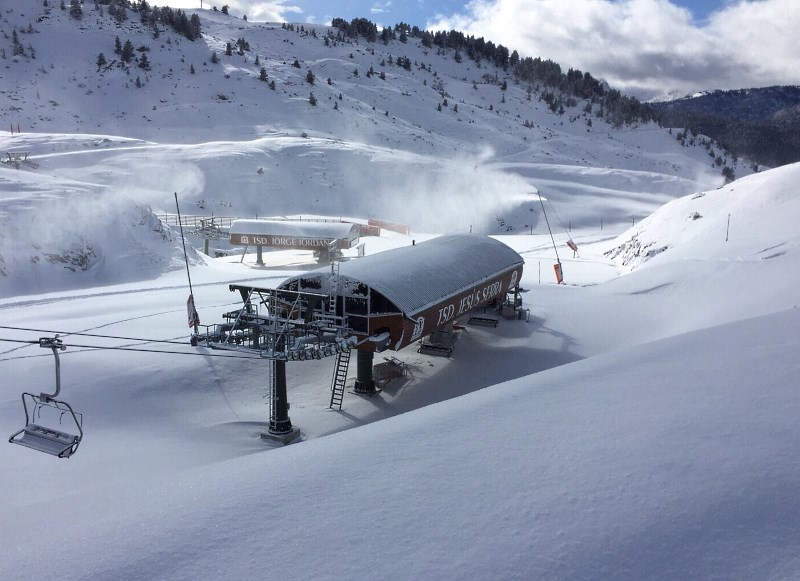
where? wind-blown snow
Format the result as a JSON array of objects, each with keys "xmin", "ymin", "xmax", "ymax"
[{"xmin": 1, "ymin": 1, "xmax": 798, "ymax": 579}]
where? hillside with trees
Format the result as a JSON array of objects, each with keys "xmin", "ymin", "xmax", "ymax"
[{"xmin": 651, "ymin": 86, "xmax": 800, "ymax": 168}]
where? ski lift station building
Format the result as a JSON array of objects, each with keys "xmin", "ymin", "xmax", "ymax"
[
  {"xmin": 278, "ymin": 233, "xmax": 524, "ymax": 353},
  {"xmin": 200, "ymin": 233, "xmax": 525, "ymax": 435}
]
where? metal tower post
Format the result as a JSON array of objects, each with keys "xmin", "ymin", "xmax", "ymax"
[
  {"xmin": 269, "ymin": 358, "xmax": 292, "ymax": 434},
  {"xmin": 353, "ymin": 349, "xmax": 376, "ymax": 394}
]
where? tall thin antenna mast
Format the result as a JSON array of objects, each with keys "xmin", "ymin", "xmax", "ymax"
[{"xmin": 175, "ymin": 192, "xmax": 200, "ymax": 334}]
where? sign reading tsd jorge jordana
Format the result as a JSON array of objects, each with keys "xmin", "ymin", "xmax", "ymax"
[{"xmin": 231, "ymin": 234, "xmax": 335, "ymax": 248}]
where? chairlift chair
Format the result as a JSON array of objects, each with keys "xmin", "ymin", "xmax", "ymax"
[{"xmin": 8, "ymin": 337, "xmax": 83, "ymax": 459}]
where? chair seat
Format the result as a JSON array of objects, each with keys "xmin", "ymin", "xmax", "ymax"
[{"xmin": 11, "ymin": 424, "xmax": 80, "ymax": 457}]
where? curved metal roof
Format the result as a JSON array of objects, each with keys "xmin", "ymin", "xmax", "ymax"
[
  {"xmin": 280, "ymin": 234, "xmax": 524, "ymax": 316},
  {"xmin": 230, "ymin": 220, "xmax": 357, "ymax": 238}
]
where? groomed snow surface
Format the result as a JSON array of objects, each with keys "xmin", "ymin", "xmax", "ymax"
[{"xmin": 1, "ymin": 161, "xmax": 799, "ymax": 580}]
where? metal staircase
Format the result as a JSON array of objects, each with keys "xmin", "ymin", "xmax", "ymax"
[{"xmin": 329, "ymin": 348, "xmax": 351, "ymax": 409}]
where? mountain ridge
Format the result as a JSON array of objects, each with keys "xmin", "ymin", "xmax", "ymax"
[
  {"xmin": 650, "ymin": 85, "xmax": 800, "ymax": 167},
  {"xmin": 0, "ymin": 0, "xmax": 760, "ymax": 295}
]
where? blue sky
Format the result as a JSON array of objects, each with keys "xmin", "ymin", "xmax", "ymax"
[
  {"xmin": 173, "ymin": 0, "xmax": 800, "ymax": 98},
  {"xmin": 187, "ymin": 0, "xmax": 731, "ymax": 27},
  {"xmin": 288, "ymin": 0, "xmax": 728, "ymax": 27}
]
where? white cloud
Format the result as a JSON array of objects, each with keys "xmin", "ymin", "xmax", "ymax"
[
  {"xmin": 371, "ymin": 1, "xmax": 393, "ymax": 15},
  {"xmin": 168, "ymin": 1, "xmax": 303, "ymax": 22},
  {"xmin": 426, "ymin": 0, "xmax": 800, "ymax": 99},
  {"xmin": 236, "ymin": 1, "xmax": 303, "ymax": 21}
]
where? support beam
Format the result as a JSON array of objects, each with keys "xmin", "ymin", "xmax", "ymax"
[
  {"xmin": 353, "ymin": 349, "xmax": 376, "ymax": 394},
  {"xmin": 262, "ymin": 358, "xmax": 300, "ymax": 445},
  {"xmin": 256, "ymin": 245, "xmax": 264, "ymax": 265},
  {"xmin": 269, "ymin": 359, "xmax": 292, "ymax": 434}
]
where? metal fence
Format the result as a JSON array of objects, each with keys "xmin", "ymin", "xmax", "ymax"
[
  {"xmin": 160, "ymin": 214, "xmax": 351, "ymax": 229},
  {"xmin": 160, "ymin": 214, "xmax": 235, "ymax": 229}
]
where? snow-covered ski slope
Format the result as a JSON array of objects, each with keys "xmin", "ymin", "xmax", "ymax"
[
  {"xmin": 0, "ymin": 0, "xmax": 749, "ymax": 294},
  {"xmin": 1, "ymin": 2, "xmax": 799, "ymax": 579}
]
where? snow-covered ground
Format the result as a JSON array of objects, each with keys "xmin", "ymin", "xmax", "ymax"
[
  {"xmin": 2, "ymin": 162, "xmax": 799, "ymax": 580},
  {"xmin": 1, "ymin": 2, "xmax": 798, "ymax": 579}
]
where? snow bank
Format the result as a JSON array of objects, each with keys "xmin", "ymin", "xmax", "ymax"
[{"xmin": 604, "ymin": 162, "xmax": 800, "ymax": 270}]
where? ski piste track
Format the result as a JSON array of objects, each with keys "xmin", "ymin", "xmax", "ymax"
[{"xmin": 0, "ymin": 273, "xmax": 286, "ymax": 311}]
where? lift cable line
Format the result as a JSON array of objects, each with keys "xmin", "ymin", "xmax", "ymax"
[
  {"xmin": 0, "ymin": 337, "xmax": 263, "ymax": 361},
  {"xmin": 0, "ymin": 324, "xmax": 196, "ymax": 346},
  {"xmin": 0, "ymin": 299, "xmax": 243, "ymax": 358}
]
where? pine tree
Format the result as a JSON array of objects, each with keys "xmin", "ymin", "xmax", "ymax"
[
  {"xmin": 189, "ymin": 14, "xmax": 201, "ymax": 40},
  {"xmin": 225, "ymin": 43, "xmax": 232, "ymax": 56},
  {"xmin": 254, "ymin": 54, "xmax": 260, "ymax": 66},
  {"xmin": 722, "ymin": 166, "xmax": 735, "ymax": 183},
  {"xmin": 210, "ymin": 51, "xmax": 219, "ymax": 64},
  {"xmin": 12, "ymin": 29, "xmax": 25, "ymax": 57},
  {"xmin": 121, "ymin": 40, "xmax": 135, "ymax": 63},
  {"xmin": 135, "ymin": 76, "xmax": 142, "ymax": 88},
  {"xmin": 259, "ymin": 67, "xmax": 267, "ymax": 82},
  {"xmin": 114, "ymin": 36, "xmax": 122, "ymax": 55},
  {"xmin": 269, "ymin": 80, "xmax": 276, "ymax": 90},
  {"xmin": 190, "ymin": 64, "xmax": 195, "ymax": 74},
  {"xmin": 306, "ymin": 69, "xmax": 315, "ymax": 84},
  {"xmin": 138, "ymin": 52, "xmax": 150, "ymax": 70},
  {"xmin": 308, "ymin": 92, "xmax": 317, "ymax": 106},
  {"xmin": 69, "ymin": 0, "xmax": 82, "ymax": 19},
  {"xmin": 97, "ymin": 52, "xmax": 107, "ymax": 69}
]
